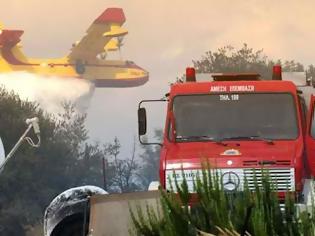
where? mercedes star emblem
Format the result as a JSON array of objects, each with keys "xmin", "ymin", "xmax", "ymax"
[{"xmin": 221, "ymin": 171, "xmax": 240, "ymax": 191}]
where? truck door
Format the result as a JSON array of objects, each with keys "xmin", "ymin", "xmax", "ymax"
[{"xmin": 306, "ymin": 95, "xmax": 315, "ymax": 177}]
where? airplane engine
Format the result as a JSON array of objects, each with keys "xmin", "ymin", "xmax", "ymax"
[{"xmin": 75, "ymin": 60, "xmax": 86, "ymax": 74}]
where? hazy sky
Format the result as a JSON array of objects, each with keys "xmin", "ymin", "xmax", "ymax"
[{"xmin": 1, "ymin": 0, "xmax": 315, "ymax": 155}]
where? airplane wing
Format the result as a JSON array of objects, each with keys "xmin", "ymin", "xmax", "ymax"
[{"xmin": 68, "ymin": 8, "xmax": 128, "ymax": 63}]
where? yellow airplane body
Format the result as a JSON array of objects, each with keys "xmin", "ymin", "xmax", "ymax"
[{"xmin": 0, "ymin": 8, "xmax": 148, "ymax": 87}]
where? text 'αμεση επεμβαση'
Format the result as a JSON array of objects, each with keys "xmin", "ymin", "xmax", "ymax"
[{"xmin": 210, "ymin": 85, "xmax": 255, "ymax": 92}]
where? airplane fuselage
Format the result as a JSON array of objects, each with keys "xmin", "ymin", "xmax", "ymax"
[{"xmin": 0, "ymin": 45, "xmax": 148, "ymax": 87}]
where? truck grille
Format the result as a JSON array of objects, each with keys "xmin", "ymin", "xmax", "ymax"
[
  {"xmin": 165, "ymin": 168, "xmax": 295, "ymax": 192},
  {"xmin": 243, "ymin": 168, "xmax": 295, "ymax": 191}
]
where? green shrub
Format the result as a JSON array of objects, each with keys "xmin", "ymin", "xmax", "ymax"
[{"xmin": 130, "ymin": 167, "xmax": 315, "ymax": 236}]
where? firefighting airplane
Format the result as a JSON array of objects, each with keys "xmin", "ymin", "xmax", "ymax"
[{"xmin": 0, "ymin": 8, "xmax": 148, "ymax": 87}]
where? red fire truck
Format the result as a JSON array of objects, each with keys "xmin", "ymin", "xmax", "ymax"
[
  {"xmin": 138, "ymin": 66, "xmax": 315, "ymax": 201},
  {"xmin": 45, "ymin": 66, "xmax": 315, "ymax": 235}
]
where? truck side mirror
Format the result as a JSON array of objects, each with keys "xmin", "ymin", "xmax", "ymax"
[
  {"xmin": 138, "ymin": 108, "xmax": 147, "ymax": 136},
  {"xmin": 138, "ymin": 99, "xmax": 167, "ymax": 146}
]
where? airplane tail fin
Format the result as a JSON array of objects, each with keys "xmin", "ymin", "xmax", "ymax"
[
  {"xmin": 68, "ymin": 8, "xmax": 128, "ymax": 63},
  {"xmin": 0, "ymin": 27, "xmax": 28, "ymax": 68}
]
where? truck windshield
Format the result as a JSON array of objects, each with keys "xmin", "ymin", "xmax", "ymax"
[{"xmin": 173, "ymin": 93, "xmax": 298, "ymax": 142}]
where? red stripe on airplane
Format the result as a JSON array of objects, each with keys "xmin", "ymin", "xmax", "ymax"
[
  {"xmin": 94, "ymin": 8, "xmax": 126, "ymax": 24},
  {"xmin": 0, "ymin": 30, "xmax": 24, "ymax": 47}
]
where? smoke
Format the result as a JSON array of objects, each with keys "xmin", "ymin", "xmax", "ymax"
[{"xmin": 0, "ymin": 72, "xmax": 95, "ymax": 114}]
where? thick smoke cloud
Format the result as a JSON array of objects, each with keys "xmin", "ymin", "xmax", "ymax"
[{"xmin": 0, "ymin": 72, "xmax": 95, "ymax": 114}]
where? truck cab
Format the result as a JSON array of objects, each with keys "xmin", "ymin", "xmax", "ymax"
[{"xmin": 139, "ymin": 66, "xmax": 315, "ymax": 199}]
